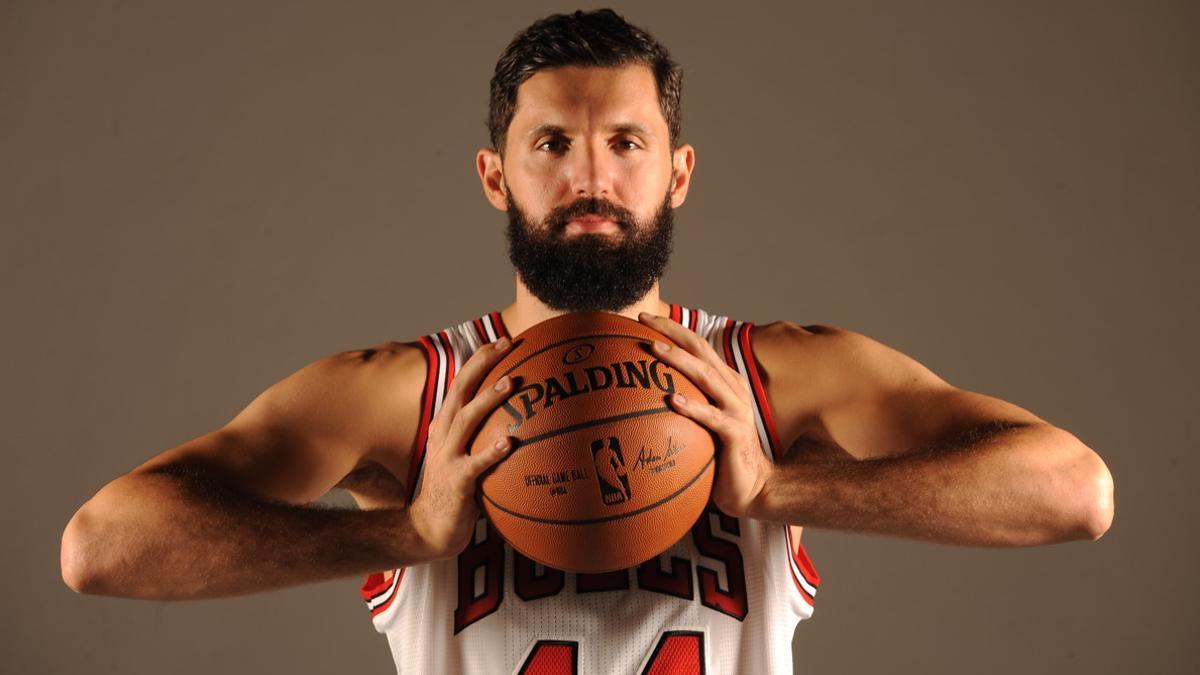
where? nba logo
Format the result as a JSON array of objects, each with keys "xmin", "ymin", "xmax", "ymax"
[{"xmin": 591, "ymin": 436, "xmax": 632, "ymax": 506}]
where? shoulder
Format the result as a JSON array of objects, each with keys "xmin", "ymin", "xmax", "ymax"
[
  {"xmin": 751, "ymin": 320, "xmax": 945, "ymax": 394},
  {"xmin": 747, "ymin": 321, "xmax": 949, "ymax": 451},
  {"xmin": 314, "ymin": 340, "xmax": 430, "ymax": 462},
  {"xmin": 229, "ymin": 339, "xmax": 429, "ymax": 474},
  {"xmin": 128, "ymin": 339, "xmax": 432, "ymax": 507}
]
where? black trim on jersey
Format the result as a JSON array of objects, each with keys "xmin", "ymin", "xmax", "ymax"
[
  {"xmin": 453, "ymin": 520, "xmax": 506, "ymax": 635},
  {"xmin": 692, "ymin": 509, "xmax": 749, "ymax": 622},
  {"xmin": 513, "ymin": 550, "xmax": 566, "ymax": 601},
  {"xmin": 636, "ymin": 554, "xmax": 696, "ymax": 602}
]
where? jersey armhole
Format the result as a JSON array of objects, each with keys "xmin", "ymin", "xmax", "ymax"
[
  {"xmin": 738, "ymin": 322, "xmax": 783, "ymax": 459},
  {"xmin": 739, "ymin": 321, "xmax": 822, "ymax": 598},
  {"xmin": 358, "ymin": 335, "xmax": 441, "ymax": 613}
]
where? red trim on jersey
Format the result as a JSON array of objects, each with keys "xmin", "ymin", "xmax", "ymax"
[
  {"xmin": 721, "ymin": 318, "xmax": 736, "ymax": 371},
  {"xmin": 472, "ymin": 317, "xmax": 489, "ymax": 343},
  {"xmin": 409, "ymin": 335, "xmax": 441, "ymax": 500},
  {"xmin": 736, "ymin": 319, "xmax": 821, "ymax": 600},
  {"xmin": 358, "ymin": 334, "xmax": 444, "ymax": 615},
  {"xmin": 669, "ymin": 303, "xmax": 682, "ymax": 323},
  {"xmin": 359, "ymin": 568, "xmax": 405, "ymax": 617},
  {"xmin": 438, "ymin": 329, "xmax": 458, "ymax": 388},
  {"xmin": 490, "ymin": 311, "xmax": 510, "ymax": 339},
  {"xmin": 784, "ymin": 526, "xmax": 819, "ymax": 606},
  {"xmin": 739, "ymin": 323, "xmax": 782, "ymax": 460},
  {"xmin": 359, "ymin": 571, "xmax": 387, "ymax": 600},
  {"xmin": 793, "ymin": 532, "xmax": 821, "ymax": 589}
]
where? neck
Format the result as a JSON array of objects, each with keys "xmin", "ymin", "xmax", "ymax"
[{"xmin": 500, "ymin": 275, "xmax": 671, "ymax": 336}]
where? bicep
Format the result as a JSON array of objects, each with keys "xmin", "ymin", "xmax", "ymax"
[
  {"xmin": 827, "ymin": 382, "xmax": 1047, "ymax": 461},
  {"xmin": 803, "ymin": 326, "xmax": 1046, "ymax": 460},
  {"xmin": 131, "ymin": 343, "xmax": 425, "ymax": 505},
  {"xmin": 763, "ymin": 321, "xmax": 1046, "ymax": 458}
]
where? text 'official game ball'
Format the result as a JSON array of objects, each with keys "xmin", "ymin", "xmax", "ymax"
[{"xmin": 470, "ymin": 311, "xmax": 715, "ymax": 573}]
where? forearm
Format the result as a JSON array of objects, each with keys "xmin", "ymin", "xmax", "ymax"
[
  {"xmin": 751, "ymin": 424, "xmax": 1113, "ymax": 546},
  {"xmin": 61, "ymin": 467, "xmax": 435, "ymax": 600}
]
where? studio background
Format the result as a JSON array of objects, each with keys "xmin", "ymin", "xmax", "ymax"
[{"xmin": 3, "ymin": 1, "xmax": 1195, "ymax": 673}]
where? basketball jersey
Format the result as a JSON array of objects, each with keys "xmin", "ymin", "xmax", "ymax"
[{"xmin": 359, "ymin": 304, "xmax": 821, "ymax": 674}]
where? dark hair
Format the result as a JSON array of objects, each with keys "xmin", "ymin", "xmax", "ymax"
[{"xmin": 488, "ymin": 9, "xmax": 683, "ymax": 155}]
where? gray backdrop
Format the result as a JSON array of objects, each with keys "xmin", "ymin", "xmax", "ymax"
[{"xmin": 4, "ymin": 0, "xmax": 1196, "ymax": 673}]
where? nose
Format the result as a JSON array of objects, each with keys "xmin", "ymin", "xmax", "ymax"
[{"xmin": 569, "ymin": 139, "xmax": 614, "ymax": 199}]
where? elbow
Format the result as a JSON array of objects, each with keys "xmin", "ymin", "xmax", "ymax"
[
  {"xmin": 61, "ymin": 507, "xmax": 102, "ymax": 594},
  {"xmin": 1055, "ymin": 436, "xmax": 1114, "ymax": 542},
  {"xmin": 1080, "ymin": 455, "xmax": 1115, "ymax": 541}
]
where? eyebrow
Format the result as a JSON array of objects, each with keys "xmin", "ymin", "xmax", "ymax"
[{"xmin": 526, "ymin": 123, "xmax": 655, "ymax": 138}]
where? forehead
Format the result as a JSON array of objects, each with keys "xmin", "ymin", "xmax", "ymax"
[{"xmin": 510, "ymin": 64, "xmax": 664, "ymax": 132}]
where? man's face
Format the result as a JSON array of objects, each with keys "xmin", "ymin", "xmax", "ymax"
[{"xmin": 478, "ymin": 64, "xmax": 695, "ymax": 312}]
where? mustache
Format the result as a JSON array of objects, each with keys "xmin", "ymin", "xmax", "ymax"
[{"xmin": 546, "ymin": 197, "xmax": 635, "ymax": 233}]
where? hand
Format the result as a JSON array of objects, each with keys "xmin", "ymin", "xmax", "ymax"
[
  {"xmin": 638, "ymin": 312, "xmax": 775, "ymax": 518},
  {"xmin": 407, "ymin": 337, "xmax": 518, "ymax": 559}
]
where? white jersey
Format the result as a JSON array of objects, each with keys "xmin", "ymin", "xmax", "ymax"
[{"xmin": 359, "ymin": 304, "xmax": 821, "ymax": 674}]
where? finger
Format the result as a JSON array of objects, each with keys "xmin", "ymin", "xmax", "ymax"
[
  {"xmin": 667, "ymin": 392, "xmax": 739, "ymax": 437},
  {"xmin": 430, "ymin": 337, "xmax": 514, "ymax": 443},
  {"xmin": 446, "ymin": 373, "xmax": 517, "ymax": 454},
  {"xmin": 464, "ymin": 435, "xmax": 513, "ymax": 478},
  {"xmin": 639, "ymin": 313, "xmax": 748, "ymax": 400},
  {"xmin": 650, "ymin": 338, "xmax": 746, "ymax": 411}
]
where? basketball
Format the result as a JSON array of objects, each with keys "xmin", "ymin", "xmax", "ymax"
[{"xmin": 469, "ymin": 311, "xmax": 716, "ymax": 573}]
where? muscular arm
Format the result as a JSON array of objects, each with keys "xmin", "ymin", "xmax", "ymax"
[
  {"xmin": 750, "ymin": 322, "xmax": 1115, "ymax": 547},
  {"xmin": 64, "ymin": 460, "xmax": 433, "ymax": 599},
  {"xmin": 60, "ymin": 343, "xmax": 432, "ymax": 600}
]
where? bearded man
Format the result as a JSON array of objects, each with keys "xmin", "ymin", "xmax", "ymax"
[{"xmin": 61, "ymin": 9, "xmax": 1114, "ymax": 674}]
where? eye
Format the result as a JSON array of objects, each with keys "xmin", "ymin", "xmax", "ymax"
[
  {"xmin": 536, "ymin": 138, "xmax": 569, "ymax": 152},
  {"xmin": 614, "ymin": 139, "xmax": 641, "ymax": 151}
]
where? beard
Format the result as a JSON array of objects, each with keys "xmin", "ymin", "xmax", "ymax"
[{"xmin": 504, "ymin": 186, "xmax": 675, "ymax": 313}]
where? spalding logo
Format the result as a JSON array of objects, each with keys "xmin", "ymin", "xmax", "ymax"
[{"xmin": 500, "ymin": 359, "xmax": 677, "ymax": 434}]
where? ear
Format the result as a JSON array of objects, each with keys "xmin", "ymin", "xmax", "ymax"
[
  {"xmin": 477, "ymin": 147, "xmax": 508, "ymax": 212},
  {"xmin": 668, "ymin": 143, "xmax": 696, "ymax": 208}
]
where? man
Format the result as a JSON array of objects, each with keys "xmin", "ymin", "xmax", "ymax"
[{"xmin": 60, "ymin": 8, "xmax": 1114, "ymax": 674}]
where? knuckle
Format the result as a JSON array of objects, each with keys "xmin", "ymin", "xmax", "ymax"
[
  {"xmin": 469, "ymin": 342, "xmax": 497, "ymax": 362},
  {"xmin": 445, "ymin": 414, "xmax": 466, "ymax": 442},
  {"xmin": 439, "ymin": 389, "xmax": 463, "ymax": 414},
  {"xmin": 427, "ymin": 417, "xmax": 446, "ymax": 442},
  {"xmin": 700, "ymin": 403, "xmax": 720, "ymax": 425}
]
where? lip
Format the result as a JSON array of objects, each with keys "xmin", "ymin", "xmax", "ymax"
[{"xmin": 565, "ymin": 216, "xmax": 619, "ymax": 235}]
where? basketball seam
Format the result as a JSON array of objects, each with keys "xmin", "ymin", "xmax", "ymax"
[{"xmin": 509, "ymin": 405, "xmax": 674, "ymax": 450}]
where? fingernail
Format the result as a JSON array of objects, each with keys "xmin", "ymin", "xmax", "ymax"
[
  {"xmin": 494, "ymin": 375, "xmax": 509, "ymax": 391},
  {"xmin": 672, "ymin": 393, "xmax": 686, "ymax": 405},
  {"xmin": 494, "ymin": 437, "xmax": 508, "ymax": 450},
  {"xmin": 654, "ymin": 341, "xmax": 670, "ymax": 352},
  {"xmin": 494, "ymin": 337, "xmax": 510, "ymax": 351}
]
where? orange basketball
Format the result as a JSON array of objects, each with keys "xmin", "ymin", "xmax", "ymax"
[{"xmin": 469, "ymin": 311, "xmax": 715, "ymax": 574}]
